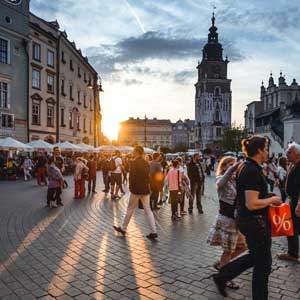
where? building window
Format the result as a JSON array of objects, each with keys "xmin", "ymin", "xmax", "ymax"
[
  {"xmin": 61, "ymin": 79, "xmax": 65, "ymax": 95},
  {"xmin": 70, "ymin": 59, "xmax": 74, "ymax": 71},
  {"xmin": 89, "ymin": 97, "xmax": 93, "ymax": 111},
  {"xmin": 47, "ymin": 104, "xmax": 54, "ymax": 127},
  {"xmin": 61, "ymin": 51, "xmax": 66, "ymax": 64},
  {"xmin": 0, "ymin": 38, "xmax": 9, "ymax": 64},
  {"xmin": 0, "ymin": 81, "xmax": 8, "ymax": 108},
  {"xmin": 69, "ymin": 85, "xmax": 73, "ymax": 100},
  {"xmin": 47, "ymin": 50, "xmax": 54, "ymax": 67},
  {"xmin": 32, "ymin": 102, "xmax": 40, "ymax": 125},
  {"xmin": 1, "ymin": 113, "xmax": 14, "ymax": 128},
  {"xmin": 77, "ymin": 90, "xmax": 81, "ymax": 104},
  {"xmin": 84, "ymin": 72, "xmax": 87, "ymax": 82},
  {"xmin": 216, "ymin": 127, "xmax": 222, "ymax": 137},
  {"xmin": 216, "ymin": 110, "xmax": 220, "ymax": 121},
  {"xmin": 60, "ymin": 108, "xmax": 65, "ymax": 126},
  {"xmin": 84, "ymin": 95, "xmax": 87, "ymax": 108},
  {"xmin": 83, "ymin": 117, "xmax": 86, "ymax": 132},
  {"xmin": 32, "ymin": 69, "xmax": 41, "ymax": 89},
  {"xmin": 69, "ymin": 111, "xmax": 73, "ymax": 128},
  {"xmin": 78, "ymin": 66, "xmax": 81, "ymax": 78},
  {"xmin": 47, "ymin": 74, "xmax": 55, "ymax": 93},
  {"xmin": 76, "ymin": 115, "xmax": 80, "ymax": 130},
  {"xmin": 32, "ymin": 43, "xmax": 41, "ymax": 61},
  {"xmin": 89, "ymin": 120, "xmax": 92, "ymax": 134}
]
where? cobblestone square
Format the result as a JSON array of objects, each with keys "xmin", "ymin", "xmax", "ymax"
[{"xmin": 0, "ymin": 174, "xmax": 299, "ymax": 299}]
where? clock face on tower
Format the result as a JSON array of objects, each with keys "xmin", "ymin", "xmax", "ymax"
[{"xmin": 4, "ymin": 0, "xmax": 22, "ymax": 5}]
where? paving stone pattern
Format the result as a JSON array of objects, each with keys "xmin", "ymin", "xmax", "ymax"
[{"xmin": 0, "ymin": 174, "xmax": 299, "ymax": 299}]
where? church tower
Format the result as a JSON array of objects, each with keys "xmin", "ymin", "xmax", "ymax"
[{"xmin": 195, "ymin": 12, "xmax": 232, "ymax": 151}]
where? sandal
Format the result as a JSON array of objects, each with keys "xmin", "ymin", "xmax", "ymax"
[{"xmin": 226, "ymin": 280, "xmax": 239, "ymax": 290}]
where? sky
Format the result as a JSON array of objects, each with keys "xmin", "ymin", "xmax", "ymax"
[{"xmin": 31, "ymin": 0, "xmax": 300, "ymax": 140}]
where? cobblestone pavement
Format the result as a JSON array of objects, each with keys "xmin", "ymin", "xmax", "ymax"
[{"xmin": 0, "ymin": 173, "xmax": 299, "ymax": 300}]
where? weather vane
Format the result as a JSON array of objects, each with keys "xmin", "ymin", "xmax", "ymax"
[{"xmin": 212, "ymin": 3, "xmax": 216, "ymax": 14}]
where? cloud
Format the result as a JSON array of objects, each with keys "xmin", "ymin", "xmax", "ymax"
[
  {"xmin": 124, "ymin": 79, "xmax": 143, "ymax": 86},
  {"xmin": 87, "ymin": 30, "xmax": 244, "ymax": 81},
  {"xmin": 174, "ymin": 70, "xmax": 195, "ymax": 84}
]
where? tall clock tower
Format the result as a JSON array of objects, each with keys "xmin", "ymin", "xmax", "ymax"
[{"xmin": 195, "ymin": 12, "xmax": 232, "ymax": 151}]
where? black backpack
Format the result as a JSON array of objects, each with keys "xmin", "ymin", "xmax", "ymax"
[{"xmin": 109, "ymin": 158, "xmax": 117, "ymax": 172}]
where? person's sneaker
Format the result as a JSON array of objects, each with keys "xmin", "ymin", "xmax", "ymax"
[
  {"xmin": 146, "ymin": 233, "xmax": 158, "ymax": 241},
  {"xmin": 198, "ymin": 208, "xmax": 204, "ymax": 214},
  {"xmin": 92, "ymin": 190, "xmax": 97, "ymax": 194},
  {"xmin": 213, "ymin": 274, "xmax": 228, "ymax": 297},
  {"xmin": 188, "ymin": 209, "xmax": 193, "ymax": 214},
  {"xmin": 277, "ymin": 253, "xmax": 299, "ymax": 262},
  {"xmin": 113, "ymin": 226, "xmax": 126, "ymax": 235},
  {"xmin": 181, "ymin": 210, "xmax": 187, "ymax": 215},
  {"xmin": 57, "ymin": 202, "xmax": 64, "ymax": 206},
  {"xmin": 102, "ymin": 189, "xmax": 108, "ymax": 192}
]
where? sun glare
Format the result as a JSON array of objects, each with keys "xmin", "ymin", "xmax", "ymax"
[{"xmin": 102, "ymin": 115, "xmax": 120, "ymax": 141}]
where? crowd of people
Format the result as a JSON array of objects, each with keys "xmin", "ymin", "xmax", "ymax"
[{"xmin": 1, "ymin": 137, "xmax": 299, "ymax": 300}]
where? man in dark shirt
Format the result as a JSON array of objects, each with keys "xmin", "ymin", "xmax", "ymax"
[
  {"xmin": 113, "ymin": 146, "xmax": 157, "ymax": 240},
  {"xmin": 149, "ymin": 152, "xmax": 163, "ymax": 210},
  {"xmin": 278, "ymin": 143, "xmax": 300, "ymax": 262},
  {"xmin": 87, "ymin": 154, "xmax": 97, "ymax": 193},
  {"xmin": 187, "ymin": 153, "xmax": 205, "ymax": 214}
]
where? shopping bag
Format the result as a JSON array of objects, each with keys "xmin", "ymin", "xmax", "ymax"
[{"xmin": 268, "ymin": 203, "xmax": 294, "ymax": 237}]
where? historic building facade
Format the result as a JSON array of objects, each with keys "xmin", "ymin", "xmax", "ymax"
[
  {"xmin": 195, "ymin": 13, "xmax": 232, "ymax": 151},
  {"xmin": 0, "ymin": 0, "xmax": 102, "ymax": 145},
  {"xmin": 245, "ymin": 73, "xmax": 300, "ymax": 155},
  {"xmin": 58, "ymin": 31, "xmax": 98, "ymax": 145},
  {"xmin": 118, "ymin": 117, "xmax": 173, "ymax": 149},
  {"xmin": 28, "ymin": 14, "xmax": 58, "ymax": 143},
  {"xmin": 0, "ymin": 0, "xmax": 30, "ymax": 142},
  {"xmin": 172, "ymin": 119, "xmax": 195, "ymax": 149}
]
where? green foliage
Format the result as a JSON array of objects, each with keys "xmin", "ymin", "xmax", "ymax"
[
  {"xmin": 221, "ymin": 126, "xmax": 247, "ymax": 152},
  {"xmin": 173, "ymin": 143, "xmax": 188, "ymax": 153}
]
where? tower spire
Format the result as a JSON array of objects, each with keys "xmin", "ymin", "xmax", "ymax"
[{"xmin": 212, "ymin": 4, "xmax": 216, "ymax": 26}]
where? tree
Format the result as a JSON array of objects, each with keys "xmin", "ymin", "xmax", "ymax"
[
  {"xmin": 173, "ymin": 143, "xmax": 188, "ymax": 153},
  {"xmin": 221, "ymin": 126, "xmax": 247, "ymax": 153}
]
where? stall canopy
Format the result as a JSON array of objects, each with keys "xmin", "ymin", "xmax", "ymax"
[
  {"xmin": 53, "ymin": 141, "xmax": 81, "ymax": 151},
  {"xmin": 96, "ymin": 145, "xmax": 117, "ymax": 152},
  {"xmin": 117, "ymin": 146, "xmax": 133, "ymax": 153},
  {"xmin": 0, "ymin": 137, "xmax": 33, "ymax": 151},
  {"xmin": 27, "ymin": 139, "xmax": 53, "ymax": 151},
  {"xmin": 144, "ymin": 147, "xmax": 154, "ymax": 154},
  {"xmin": 77, "ymin": 143, "xmax": 95, "ymax": 152}
]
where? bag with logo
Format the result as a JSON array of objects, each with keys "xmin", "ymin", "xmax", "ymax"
[{"xmin": 268, "ymin": 203, "xmax": 294, "ymax": 237}]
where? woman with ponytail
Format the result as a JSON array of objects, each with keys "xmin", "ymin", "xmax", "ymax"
[{"xmin": 213, "ymin": 136, "xmax": 282, "ymax": 300}]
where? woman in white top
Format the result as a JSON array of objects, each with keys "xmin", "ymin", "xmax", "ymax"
[{"xmin": 277, "ymin": 156, "xmax": 287, "ymax": 202}]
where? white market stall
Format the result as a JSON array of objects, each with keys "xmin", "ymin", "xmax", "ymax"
[
  {"xmin": 117, "ymin": 146, "xmax": 133, "ymax": 153},
  {"xmin": 53, "ymin": 141, "xmax": 81, "ymax": 152},
  {"xmin": 0, "ymin": 137, "xmax": 33, "ymax": 152},
  {"xmin": 27, "ymin": 139, "xmax": 53, "ymax": 152},
  {"xmin": 77, "ymin": 143, "xmax": 96, "ymax": 153},
  {"xmin": 96, "ymin": 145, "xmax": 117, "ymax": 153}
]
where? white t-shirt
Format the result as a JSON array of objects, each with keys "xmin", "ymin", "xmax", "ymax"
[{"xmin": 113, "ymin": 157, "xmax": 123, "ymax": 174}]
